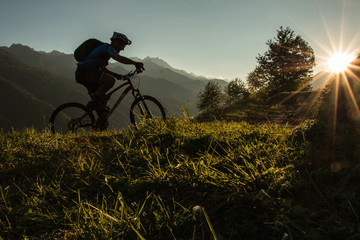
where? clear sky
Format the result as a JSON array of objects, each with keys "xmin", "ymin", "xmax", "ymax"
[{"xmin": 1, "ymin": 0, "xmax": 360, "ymax": 80}]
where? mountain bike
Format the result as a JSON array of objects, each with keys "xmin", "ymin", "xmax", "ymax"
[{"xmin": 49, "ymin": 69, "xmax": 166, "ymax": 134}]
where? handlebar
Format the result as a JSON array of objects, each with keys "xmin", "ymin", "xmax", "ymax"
[{"xmin": 110, "ymin": 69, "xmax": 143, "ymax": 81}]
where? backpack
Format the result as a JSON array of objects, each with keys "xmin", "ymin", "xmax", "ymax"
[{"xmin": 74, "ymin": 39, "xmax": 104, "ymax": 62}]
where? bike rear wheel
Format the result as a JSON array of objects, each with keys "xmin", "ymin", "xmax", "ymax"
[
  {"xmin": 130, "ymin": 95, "xmax": 166, "ymax": 128},
  {"xmin": 49, "ymin": 102, "xmax": 95, "ymax": 134}
]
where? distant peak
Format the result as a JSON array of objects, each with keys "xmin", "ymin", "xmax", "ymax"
[
  {"xmin": 47, "ymin": 50, "xmax": 66, "ymax": 55},
  {"xmin": 143, "ymin": 56, "xmax": 172, "ymax": 68},
  {"xmin": 9, "ymin": 43, "xmax": 35, "ymax": 51}
]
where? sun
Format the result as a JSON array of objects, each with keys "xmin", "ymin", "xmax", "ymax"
[{"xmin": 327, "ymin": 52, "xmax": 356, "ymax": 73}]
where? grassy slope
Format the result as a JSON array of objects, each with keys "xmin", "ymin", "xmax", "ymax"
[{"xmin": 0, "ymin": 119, "xmax": 359, "ymax": 239}]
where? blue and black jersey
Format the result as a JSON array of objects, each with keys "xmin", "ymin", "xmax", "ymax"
[{"xmin": 77, "ymin": 44, "xmax": 118, "ymax": 70}]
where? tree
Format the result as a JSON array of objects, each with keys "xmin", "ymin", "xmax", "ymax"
[
  {"xmin": 247, "ymin": 66, "xmax": 267, "ymax": 93},
  {"xmin": 224, "ymin": 78, "xmax": 250, "ymax": 103},
  {"xmin": 247, "ymin": 26, "xmax": 315, "ymax": 97},
  {"xmin": 197, "ymin": 82, "xmax": 223, "ymax": 111}
]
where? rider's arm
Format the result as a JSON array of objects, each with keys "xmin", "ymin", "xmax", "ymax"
[{"xmin": 112, "ymin": 54, "xmax": 144, "ymax": 70}]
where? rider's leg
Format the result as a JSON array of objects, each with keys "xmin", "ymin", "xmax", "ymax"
[
  {"xmin": 91, "ymin": 73, "xmax": 115, "ymax": 130},
  {"xmin": 94, "ymin": 73, "xmax": 115, "ymax": 107},
  {"xmin": 75, "ymin": 68, "xmax": 101, "ymax": 93}
]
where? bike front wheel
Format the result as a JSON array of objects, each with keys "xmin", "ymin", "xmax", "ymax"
[
  {"xmin": 49, "ymin": 102, "xmax": 96, "ymax": 134},
  {"xmin": 130, "ymin": 95, "xmax": 166, "ymax": 128}
]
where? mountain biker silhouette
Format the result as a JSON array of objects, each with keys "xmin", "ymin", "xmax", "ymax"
[{"xmin": 75, "ymin": 32, "xmax": 144, "ymax": 129}]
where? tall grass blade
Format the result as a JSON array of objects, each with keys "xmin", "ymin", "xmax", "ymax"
[{"xmin": 201, "ymin": 207, "xmax": 218, "ymax": 240}]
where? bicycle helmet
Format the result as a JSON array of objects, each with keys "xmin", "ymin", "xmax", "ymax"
[{"xmin": 111, "ymin": 32, "xmax": 132, "ymax": 45}]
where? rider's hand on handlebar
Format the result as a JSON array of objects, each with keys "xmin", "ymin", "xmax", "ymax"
[{"xmin": 135, "ymin": 62, "xmax": 145, "ymax": 73}]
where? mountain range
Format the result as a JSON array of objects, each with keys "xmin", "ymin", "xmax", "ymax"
[{"xmin": 0, "ymin": 44, "xmax": 228, "ymax": 131}]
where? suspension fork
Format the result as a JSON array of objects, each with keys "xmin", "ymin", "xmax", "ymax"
[{"xmin": 131, "ymin": 89, "xmax": 151, "ymax": 117}]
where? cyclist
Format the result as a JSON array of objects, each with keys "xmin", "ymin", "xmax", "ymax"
[{"xmin": 75, "ymin": 32, "xmax": 144, "ymax": 129}]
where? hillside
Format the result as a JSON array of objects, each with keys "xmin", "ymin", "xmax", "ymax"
[
  {"xmin": 0, "ymin": 49, "xmax": 88, "ymax": 131},
  {"xmin": 0, "ymin": 44, "xmax": 229, "ymax": 132},
  {"xmin": 0, "ymin": 76, "xmax": 53, "ymax": 130},
  {"xmin": 0, "ymin": 119, "xmax": 359, "ymax": 239},
  {"xmin": 0, "ymin": 44, "xmax": 77, "ymax": 79}
]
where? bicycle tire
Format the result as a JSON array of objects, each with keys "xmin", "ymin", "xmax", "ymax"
[
  {"xmin": 130, "ymin": 95, "xmax": 166, "ymax": 128},
  {"xmin": 49, "ymin": 102, "xmax": 95, "ymax": 134}
]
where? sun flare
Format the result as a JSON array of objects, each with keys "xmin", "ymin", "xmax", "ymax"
[{"xmin": 327, "ymin": 52, "xmax": 356, "ymax": 73}]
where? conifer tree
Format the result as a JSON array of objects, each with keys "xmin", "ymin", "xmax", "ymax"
[
  {"xmin": 247, "ymin": 26, "xmax": 315, "ymax": 97},
  {"xmin": 225, "ymin": 78, "xmax": 249, "ymax": 103},
  {"xmin": 197, "ymin": 82, "xmax": 223, "ymax": 111}
]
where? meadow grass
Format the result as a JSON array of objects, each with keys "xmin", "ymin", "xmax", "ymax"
[{"xmin": 0, "ymin": 119, "xmax": 359, "ymax": 239}]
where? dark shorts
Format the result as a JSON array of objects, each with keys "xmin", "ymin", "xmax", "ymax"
[{"xmin": 75, "ymin": 67, "xmax": 103, "ymax": 93}]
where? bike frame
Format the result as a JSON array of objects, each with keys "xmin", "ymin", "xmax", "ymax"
[
  {"xmin": 102, "ymin": 71, "xmax": 144, "ymax": 120},
  {"xmin": 64, "ymin": 71, "xmax": 144, "ymax": 131},
  {"xmin": 90, "ymin": 71, "xmax": 146, "ymax": 122},
  {"xmin": 51, "ymin": 69, "xmax": 158, "ymax": 133}
]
